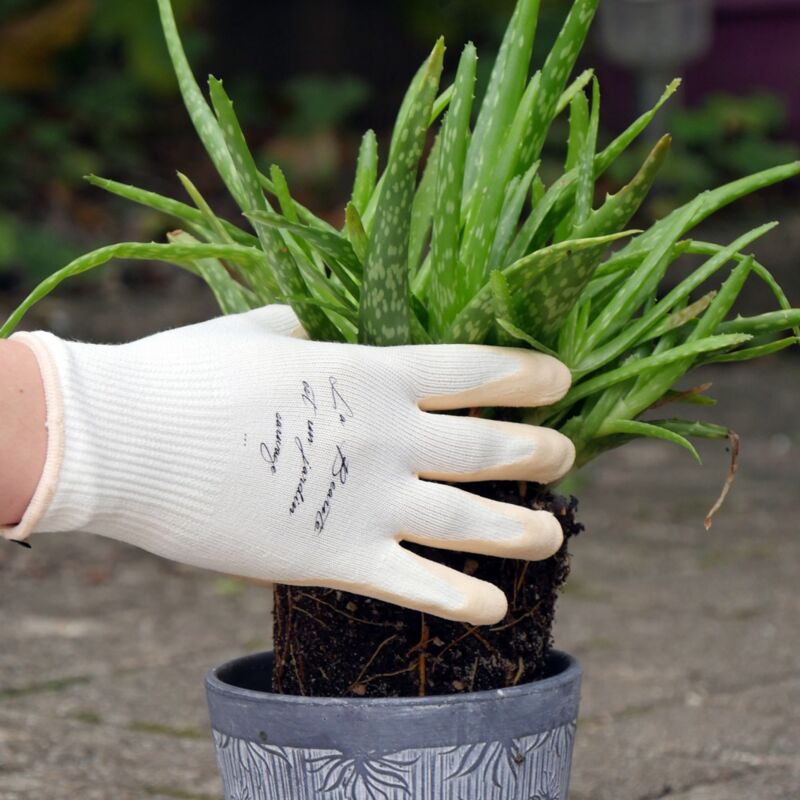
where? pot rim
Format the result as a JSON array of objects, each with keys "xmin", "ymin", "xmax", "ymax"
[{"xmin": 206, "ymin": 648, "xmax": 580, "ymax": 707}]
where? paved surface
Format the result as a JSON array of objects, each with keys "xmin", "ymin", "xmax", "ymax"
[{"xmin": 1, "ymin": 278, "xmax": 798, "ymax": 798}]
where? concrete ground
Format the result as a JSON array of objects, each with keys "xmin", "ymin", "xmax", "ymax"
[{"xmin": 1, "ymin": 278, "xmax": 798, "ymax": 797}]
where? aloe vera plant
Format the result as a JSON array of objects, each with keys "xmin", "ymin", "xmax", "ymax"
[{"xmin": 4, "ymin": 0, "xmax": 799, "ymax": 697}]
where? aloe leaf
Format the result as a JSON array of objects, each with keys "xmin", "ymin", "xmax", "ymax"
[
  {"xmin": 506, "ymin": 171, "xmax": 577, "ymax": 264},
  {"xmin": 256, "ymin": 170, "xmax": 339, "ymax": 233},
  {"xmin": 686, "ymin": 240, "xmax": 799, "ymax": 334},
  {"xmin": 431, "ymin": 84, "xmax": 454, "ymax": 125},
  {"xmin": 488, "ymin": 160, "xmax": 540, "ymax": 271},
  {"xmin": 554, "ymin": 90, "xmax": 589, "ymax": 242},
  {"xmin": 703, "ymin": 337, "xmax": 798, "ymax": 363},
  {"xmin": 427, "ymin": 44, "xmax": 478, "ymax": 334},
  {"xmin": 556, "ymin": 333, "xmax": 752, "ymax": 408},
  {"xmin": 690, "ymin": 257, "xmax": 754, "ymax": 341},
  {"xmin": 409, "ymin": 129, "xmax": 442, "ymax": 275},
  {"xmin": 581, "ymin": 197, "xmax": 704, "ymax": 356},
  {"xmin": 489, "ymin": 270, "xmax": 518, "ymax": 345},
  {"xmin": 156, "ymin": 0, "xmax": 245, "ymax": 208},
  {"xmin": 86, "ymin": 174, "xmax": 258, "ymax": 247},
  {"xmin": 596, "ymin": 419, "xmax": 701, "ymax": 463},
  {"xmin": 522, "ymin": 228, "xmax": 639, "ymax": 340},
  {"xmin": 247, "ymin": 210, "xmax": 361, "ymax": 293},
  {"xmin": 1, "ymin": 241, "xmax": 274, "ymax": 337},
  {"xmin": 717, "ymin": 309, "xmax": 800, "ymax": 337},
  {"xmin": 269, "ymin": 164, "xmax": 330, "ymax": 277},
  {"xmin": 646, "ymin": 292, "xmax": 717, "ymax": 340},
  {"xmin": 595, "ymin": 79, "xmax": 681, "ymax": 175},
  {"xmin": 269, "ymin": 164, "xmax": 300, "ymax": 222},
  {"xmin": 359, "ymin": 39, "xmax": 444, "ymax": 345},
  {"xmin": 623, "ymin": 162, "xmax": 800, "ymax": 262},
  {"xmin": 496, "ymin": 319, "xmax": 560, "ymax": 358},
  {"xmin": 206, "ymin": 77, "xmax": 341, "ymax": 340},
  {"xmin": 177, "ymin": 172, "xmax": 234, "ymax": 243},
  {"xmin": 581, "ymin": 223, "xmax": 776, "ymax": 374},
  {"xmin": 168, "ymin": 230, "xmax": 254, "ymax": 314},
  {"xmin": 444, "ymin": 232, "xmax": 633, "ymax": 344},
  {"xmin": 575, "ymin": 134, "xmax": 671, "ymax": 240},
  {"xmin": 573, "ymin": 79, "xmax": 600, "ymax": 230},
  {"xmin": 465, "ymin": 0, "xmax": 540, "ymax": 198},
  {"xmin": 462, "ymin": 72, "xmax": 541, "ymax": 294},
  {"xmin": 344, "ymin": 202, "xmax": 369, "ymax": 264},
  {"xmin": 351, "ymin": 129, "xmax": 378, "ymax": 215},
  {"xmin": 556, "ymin": 68, "xmax": 594, "ymax": 116},
  {"xmin": 519, "ymin": 0, "xmax": 599, "ymax": 172}
]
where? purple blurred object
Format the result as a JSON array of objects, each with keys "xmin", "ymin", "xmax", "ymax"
[{"xmin": 595, "ymin": 0, "xmax": 800, "ymax": 137}]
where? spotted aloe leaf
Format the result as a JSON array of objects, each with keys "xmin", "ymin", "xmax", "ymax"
[
  {"xmin": 207, "ymin": 77, "xmax": 343, "ymax": 341},
  {"xmin": 359, "ymin": 38, "xmax": 445, "ymax": 346},
  {"xmin": 427, "ymin": 42, "xmax": 477, "ymax": 337},
  {"xmin": 156, "ymin": 0, "xmax": 245, "ymax": 209},
  {"xmin": 464, "ymin": 0, "xmax": 540, "ymax": 203},
  {"xmin": 443, "ymin": 232, "xmax": 634, "ymax": 344},
  {"xmin": 519, "ymin": 0, "xmax": 600, "ymax": 172},
  {"xmin": 573, "ymin": 133, "xmax": 672, "ymax": 240},
  {"xmin": 168, "ymin": 230, "xmax": 255, "ymax": 314}
]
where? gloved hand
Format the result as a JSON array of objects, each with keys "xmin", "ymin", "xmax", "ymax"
[{"xmin": 3, "ymin": 306, "xmax": 575, "ymax": 624}]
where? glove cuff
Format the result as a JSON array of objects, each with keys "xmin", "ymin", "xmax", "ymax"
[{"xmin": 2, "ymin": 330, "xmax": 227, "ymax": 545}]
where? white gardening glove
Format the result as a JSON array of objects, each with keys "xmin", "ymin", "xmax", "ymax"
[{"xmin": 4, "ymin": 306, "xmax": 574, "ymax": 624}]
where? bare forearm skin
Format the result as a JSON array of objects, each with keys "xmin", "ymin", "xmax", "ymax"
[{"xmin": 0, "ymin": 340, "xmax": 47, "ymax": 526}]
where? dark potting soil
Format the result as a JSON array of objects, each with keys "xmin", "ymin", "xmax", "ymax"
[{"xmin": 272, "ymin": 481, "xmax": 583, "ymax": 698}]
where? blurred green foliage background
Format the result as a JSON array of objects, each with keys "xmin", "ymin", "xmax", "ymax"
[{"xmin": 0, "ymin": 0, "xmax": 797, "ymax": 298}]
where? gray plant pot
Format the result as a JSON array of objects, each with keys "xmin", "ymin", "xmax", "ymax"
[{"xmin": 206, "ymin": 649, "xmax": 582, "ymax": 799}]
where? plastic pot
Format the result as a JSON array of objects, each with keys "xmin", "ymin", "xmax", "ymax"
[{"xmin": 206, "ymin": 649, "xmax": 582, "ymax": 799}]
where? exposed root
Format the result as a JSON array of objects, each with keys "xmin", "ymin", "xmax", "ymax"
[{"xmin": 705, "ymin": 430, "xmax": 741, "ymax": 530}]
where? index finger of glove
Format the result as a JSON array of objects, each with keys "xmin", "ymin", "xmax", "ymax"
[{"xmin": 393, "ymin": 344, "xmax": 572, "ymax": 411}]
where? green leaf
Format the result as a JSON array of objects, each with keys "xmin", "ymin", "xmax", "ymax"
[
  {"xmin": 646, "ymin": 292, "xmax": 717, "ymax": 340},
  {"xmin": 247, "ymin": 210, "xmax": 361, "ymax": 297},
  {"xmin": 595, "ymin": 79, "xmax": 681, "ymax": 175},
  {"xmin": 581, "ymin": 223, "xmax": 776, "ymax": 374},
  {"xmin": 359, "ymin": 38, "xmax": 444, "ymax": 345},
  {"xmin": 581, "ymin": 196, "xmax": 704, "ymax": 357},
  {"xmin": 596, "ymin": 419, "xmax": 701, "ymax": 463},
  {"xmin": 556, "ymin": 333, "xmax": 752, "ymax": 408},
  {"xmin": 658, "ymin": 420, "xmax": 730, "ymax": 440},
  {"xmin": 717, "ymin": 309, "xmax": 800, "ymax": 337},
  {"xmin": 207, "ymin": 77, "xmax": 341, "ymax": 341},
  {"xmin": 156, "ymin": 0, "xmax": 245, "ymax": 208},
  {"xmin": 506, "ymin": 170, "xmax": 577, "ymax": 264},
  {"xmin": 496, "ymin": 318, "xmax": 560, "ymax": 358},
  {"xmin": 344, "ymin": 202, "xmax": 369, "ymax": 264},
  {"xmin": 622, "ymin": 161, "xmax": 800, "ymax": 261},
  {"xmin": 351, "ymin": 129, "xmax": 378, "ymax": 215},
  {"xmin": 519, "ymin": 0, "xmax": 600, "ymax": 171},
  {"xmin": 461, "ymin": 72, "xmax": 541, "ymax": 295},
  {"xmin": 554, "ymin": 89, "xmax": 589, "ymax": 242},
  {"xmin": 1, "ymin": 241, "xmax": 274, "ymax": 338},
  {"xmin": 465, "ymin": 0, "xmax": 540, "ymax": 198},
  {"xmin": 85, "ymin": 174, "xmax": 257, "ymax": 247},
  {"xmin": 702, "ymin": 336, "xmax": 798, "ymax": 364},
  {"xmin": 556, "ymin": 68, "xmax": 594, "ymax": 117},
  {"xmin": 573, "ymin": 79, "xmax": 600, "ymax": 230},
  {"xmin": 177, "ymin": 172, "xmax": 235, "ymax": 244},
  {"xmin": 427, "ymin": 44, "xmax": 478, "ymax": 335},
  {"xmin": 575, "ymin": 134, "xmax": 671, "ymax": 240},
  {"xmin": 488, "ymin": 160, "xmax": 540, "ymax": 271},
  {"xmin": 168, "ymin": 230, "xmax": 254, "ymax": 314},
  {"xmin": 444, "ymin": 232, "xmax": 634, "ymax": 344},
  {"xmin": 408, "ymin": 129, "xmax": 442, "ymax": 276}
]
